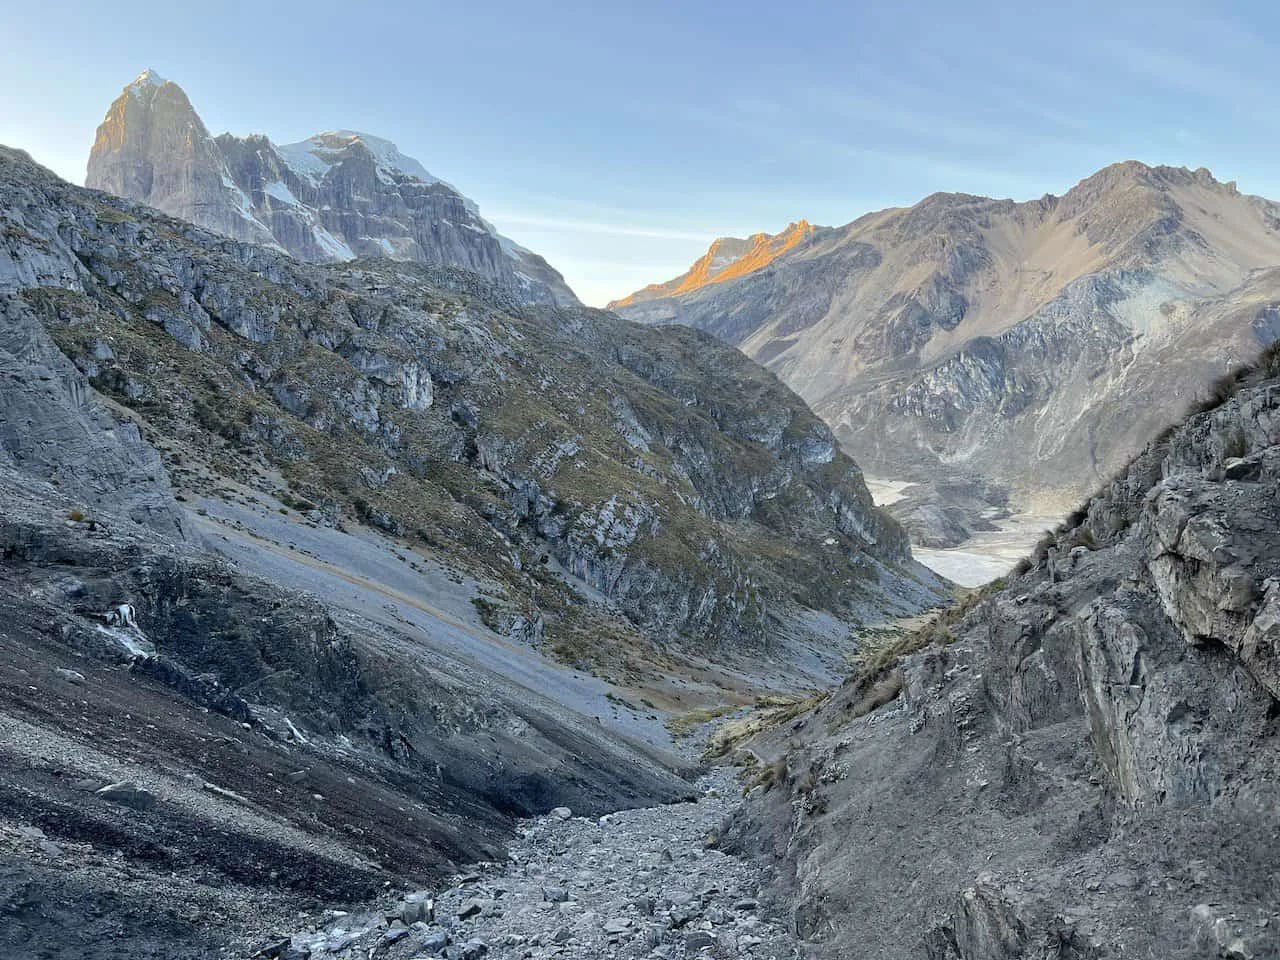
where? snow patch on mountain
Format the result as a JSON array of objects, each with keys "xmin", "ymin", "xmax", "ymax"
[
  {"xmin": 127, "ymin": 69, "xmax": 166, "ymax": 97},
  {"xmin": 263, "ymin": 180, "xmax": 301, "ymax": 207},
  {"xmin": 311, "ymin": 224, "xmax": 355, "ymax": 260},
  {"xmin": 220, "ymin": 172, "xmax": 265, "ymax": 227},
  {"xmin": 277, "ymin": 130, "xmax": 440, "ymax": 187}
]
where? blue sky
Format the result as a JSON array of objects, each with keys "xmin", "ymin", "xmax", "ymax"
[{"xmin": 3, "ymin": 0, "xmax": 1279, "ymax": 305}]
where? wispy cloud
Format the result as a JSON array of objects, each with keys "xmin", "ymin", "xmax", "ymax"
[
  {"xmin": 1115, "ymin": 43, "xmax": 1249, "ymax": 101},
  {"xmin": 674, "ymin": 101, "xmax": 1055, "ymax": 200}
]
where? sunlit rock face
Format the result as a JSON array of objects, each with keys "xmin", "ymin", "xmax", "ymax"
[
  {"xmin": 87, "ymin": 69, "xmax": 276, "ymax": 247},
  {"xmin": 87, "ymin": 71, "xmax": 577, "ymax": 307},
  {"xmin": 610, "ymin": 220, "xmax": 819, "ymax": 315}
]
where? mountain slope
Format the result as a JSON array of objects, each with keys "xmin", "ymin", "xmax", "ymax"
[
  {"xmin": 0, "ymin": 141, "xmax": 948, "ymax": 957},
  {"xmin": 10, "ymin": 143, "xmax": 944, "ymax": 680},
  {"xmin": 1, "ymin": 145, "xmax": 699, "ymax": 960},
  {"xmin": 613, "ymin": 163, "xmax": 1280, "ymax": 543},
  {"xmin": 727, "ymin": 343, "xmax": 1280, "ymax": 958},
  {"xmin": 87, "ymin": 70, "xmax": 577, "ymax": 306}
]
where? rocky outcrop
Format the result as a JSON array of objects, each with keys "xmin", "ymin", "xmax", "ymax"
[
  {"xmin": 6, "ymin": 143, "xmax": 942, "ymax": 670},
  {"xmin": 86, "ymin": 71, "xmax": 577, "ymax": 307},
  {"xmin": 615, "ymin": 163, "xmax": 1280, "ymax": 533},
  {"xmin": 0, "ymin": 157, "xmax": 184, "ymax": 537},
  {"xmin": 726, "ymin": 347, "xmax": 1280, "ymax": 957}
]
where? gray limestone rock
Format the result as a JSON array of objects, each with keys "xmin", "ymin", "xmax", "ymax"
[
  {"xmin": 0, "ymin": 290, "xmax": 182, "ymax": 538},
  {"xmin": 94, "ymin": 781, "xmax": 155, "ymax": 810}
]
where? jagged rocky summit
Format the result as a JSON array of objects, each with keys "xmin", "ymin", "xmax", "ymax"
[
  {"xmin": 614, "ymin": 164, "xmax": 1280, "ymax": 546},
  {"xmin": 87, "ymin": 69, "xmax": 576, "ymax": 306}
]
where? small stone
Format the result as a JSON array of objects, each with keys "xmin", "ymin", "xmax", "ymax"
[
  {"xmin": 54, "ymin": 668, "xmax": 86, "ymax": 685},
  {"xmin": 669, "ymin": 904, "xmax": 699, "ymax": 928},
  {"xmin": 382, "ymin": 927, "xmax": 410, "ymax": 945},
  {"xmin": 419, "ymin": 928, "xmax": 449, "ymax": 952},
  {"xmin": 550, "ymin": 806, "xmax": 572, "ymax": 820},
  {"xmin": 1224, "ymin": 457, "xmax": 1260, "ymax": 480},
  {"xmin": 95, "ymin": 781, "xmax": 155, "ymax": 810},
  {"xmin": 456, "ymin": 898, "xmax": 484, "ymax": 920},
  {"xmin": 37, "ymin": 840, "xmax": 63, "ymax": 858},
  {"xmin": 603, "ymin": 918, "xmax": 633, "ymax": 935},
  {"xmin": 732, "ymin": 899, "xmax": 758, "ymax": 912},
  {"xmin": 399, "ymin": 892, "xmax": 434, "ymax": 925},
  {"xmin": 250, "ymin": 937, "xmax": 290, "ymax": 958},
  {"xmin": 542, "ymin": 886, "xmax": 570, "ymax": 903},
  {"xmin": 685, "ymin": 930, "xmax": 716, "ymax": 951},
  {"xmin": 551, "ymin": 925, "xmax": 572, "ymax": 944}
]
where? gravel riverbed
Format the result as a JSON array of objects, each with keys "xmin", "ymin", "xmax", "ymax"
[{"xmin": 255, "ymin": 765, "xmax": 803, "ymax": 960}]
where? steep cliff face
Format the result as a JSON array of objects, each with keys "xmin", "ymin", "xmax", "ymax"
[
  {"xmin": 86, "ymin": 72, "xmax": 577, "ymax": 307},
  {"xmin": 9, "ymin": 144, "xmax": 942, "ymax": 675},
  {"xmin": 615, "ymin": 164, "xmax": 1280, "ymax": 538},
  {"xmin": 726, "ymin": 348, "xmax": 1280, "ymax": 958},
  {"xmin": 85, "ymin": 70, "xmax": 276, "ymax": 247}
]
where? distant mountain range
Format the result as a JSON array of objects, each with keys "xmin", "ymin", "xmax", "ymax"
[
  {"xmin": 612, "ymin": 162, "xmax": 1280, "ymax": 544},
  {"xmin": 86, "ymin": 70, "xmax": 576, "ymax": 306}
]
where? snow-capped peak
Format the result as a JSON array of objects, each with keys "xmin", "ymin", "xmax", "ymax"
[
  {"xmin": 128, "ymin": 68, "xmax": 167, "ymax": 94},
  {"xmin": 276, "ymin": 130, "xmax": 441, "ymax": 187},
  {"xmin": 328, "ymin": 130, "xmax": 436, "ymax": 182}
]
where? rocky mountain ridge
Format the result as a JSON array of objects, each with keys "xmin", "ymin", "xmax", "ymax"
[
  {"xmin": 614, "ymin": 162, "xmax": 1280, "ymax": 546},
  {"xmin": 725, "ymin": 344, "xmax": 1280, "ymax": 957},
  {"xmin": 86, "ymin": 70, "xmax": 576, "ymax": 306}
]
